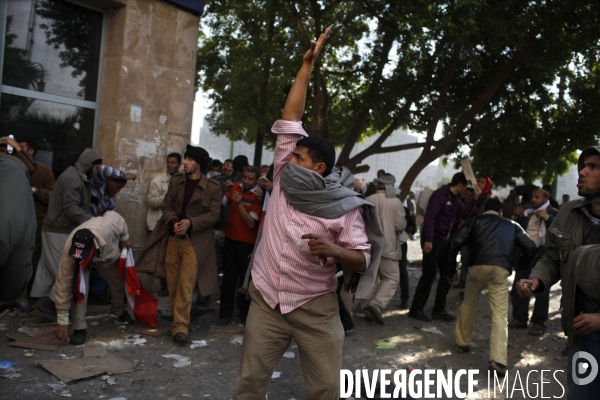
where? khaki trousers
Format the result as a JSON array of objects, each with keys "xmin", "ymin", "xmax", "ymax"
[
  {"xmin": 71, "ymin": 261, "xmax": 125, "ymax": 330},
  {"xmin": 165, "ymin": 236, "xmax": 198, "ymax": 336},
  {"xmin": 233, "ymin": 282, "xmax": 344, "ymax": 400},
  {"xmin": 367, "ymin": 257, "xmax": 400, "ymax": 312},
  {"xmin": 455, "ymin": 265, "xmax": 510, "ymax": 366}
]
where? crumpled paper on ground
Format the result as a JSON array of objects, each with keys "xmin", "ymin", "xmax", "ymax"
[{"xmin": 161, "ymin": 354, "xmax": 191, "ymax": 368}]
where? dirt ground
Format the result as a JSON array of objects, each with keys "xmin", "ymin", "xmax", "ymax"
[{"xmin": 0, "ymin": 238, "xmax": 568, "ymax": 399}]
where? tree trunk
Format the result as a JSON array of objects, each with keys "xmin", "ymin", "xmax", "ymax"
[
  {"xmin": 398, "ymin": 151, "xmax": 437, "ymax": 193},
  {"xmin": 253, "ymin": 128, "xmax": 264, "ymax": 166}
]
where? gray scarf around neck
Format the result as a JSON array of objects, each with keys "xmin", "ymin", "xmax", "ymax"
[{"xmin": 241, "ymin": 162, "xmax": 384, "ymax": 308}]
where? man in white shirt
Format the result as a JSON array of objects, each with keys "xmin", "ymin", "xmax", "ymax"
[{"xmin": 146, "ymin": 153, "xmax": 182, "ymax": 232}]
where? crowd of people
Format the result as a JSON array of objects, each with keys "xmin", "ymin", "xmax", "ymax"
[{"xmin": 2, "ymin": 28, "xmax": 600, "ymax": 399}]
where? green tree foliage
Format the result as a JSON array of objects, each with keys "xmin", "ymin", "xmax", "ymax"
[{"xmin": 197, "ymin": 0, "xmax": 600, "ymax": 189}]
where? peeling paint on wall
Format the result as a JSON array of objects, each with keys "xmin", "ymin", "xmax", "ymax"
[
  {"xmin": 135, "ymin": 139, "xmax": 158, "ymax": 158},
  {"xmin": 131, "ymin": 104, "xmax": 142, "ymax": 122}
]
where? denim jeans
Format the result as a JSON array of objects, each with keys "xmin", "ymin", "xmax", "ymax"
[{"xmin": 568, "ymin": 330, "xmax": 600, "ymax": 399}]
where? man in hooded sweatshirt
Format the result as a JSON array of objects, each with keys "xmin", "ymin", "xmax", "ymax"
[
  {"xmin": 31, "ymin": 148, "xmax": 102, "ymax": 320},
  {"xmin": 517, "ymin": 145, "xmax": 600, "ymax": 399},
  {"xmin": 232, "ymin": 27, "xmax": 384, "ymax": 400}
]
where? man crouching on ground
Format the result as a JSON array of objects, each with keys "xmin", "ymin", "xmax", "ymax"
[
  {"xmin": 55, "ymin": 211, "xmax": 132, "ymax": 345},
  {"xmin": 232, "ymin": 27, "xmax": 384, "ymax": 400}
]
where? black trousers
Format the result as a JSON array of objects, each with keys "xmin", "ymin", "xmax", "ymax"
[
  {"xmin": 410, "ymin": 236, "xmax": 451, "ymax": 313},
  {"xmin": 398, "ymin": 242, "xmax": 409, "ymax": 304},
  {"xmin": 511, "ymin": 268, "xmax": 550, "ymax": 326},
  {"xmin": 220, "ymin": 237, "xmax": 255, "ymax": 323}
]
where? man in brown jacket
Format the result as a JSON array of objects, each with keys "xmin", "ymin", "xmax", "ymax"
[
  {"xmin": 0, "ymin": 136, "xmax": 55, "ymax": 311},
  {"xmin": 137, "ymin": 145, "xmax": 221, "ymax": 343}
]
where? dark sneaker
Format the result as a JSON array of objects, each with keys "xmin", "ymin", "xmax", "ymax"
[
  {"xmin": 216, "ymin": 317, "xmax": 231, "ymax": 326},
  {"xmin": 117, "ymin": 312, "xmax": 135, "ymax": 325},
  {"xmin": 508, "ymin": 320, "xmax": 528, "ymax": 329},
  {"xmin": 70, "ymin": 329, "xmax": 87, "ymax": 345},
  {"xmin": 458, "ymin": 345, "xmax": 470, "ymax": 353},
  {"xmin": 365, "ymin": 305, "xmax": 385, "ymax": 325},
  {"xmin": 489, "ymin": 361, "xmax": 507, "ymax": 377},
  {"xmin": 399, "ymin": 302, "xmax": 410, "ymax": 310},
  {"xmin": 408, "ymin": 310, "xmax": 432, "ymax": 322},
  {"xmin": 17, "ymin": 302, "xmax": 33, "ymax": 313},
  {"xmin": 173, "ymin": 332, "xmax": 189, "ymax": 343},
  {"xmin": 431, "ymin": 310, "xmax": 456, "ymax": 321}
]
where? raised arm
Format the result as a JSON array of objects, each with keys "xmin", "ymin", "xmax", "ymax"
[{"xmin": 281, "ymin": 27, "xmax": 331, "ymax": 122}]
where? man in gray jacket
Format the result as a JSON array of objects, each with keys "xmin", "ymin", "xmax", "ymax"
[
  {"xmin": 31, "ymin": 148, "xmax": 102, "ymax": 320},
  {"xmin": 517, "ymin": 145, "xmax": 600, "ymax": 399}
]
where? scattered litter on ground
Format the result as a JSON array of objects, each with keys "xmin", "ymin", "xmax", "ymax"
[
  {"xmin": 83, "ymin": 344, "xmax": 107, "ymax": 358},
  {"xmin": 375, "ymin": 342, "xmax": 397, "ymax": 350},
  {"xmin": 161, "ymin": 354, "xmax": 191, "ymax": 368},
  {"xmin": 271, "ymin": 371, "xmax": 281, "ymax": 379},
  {"xmin": 421, "ymin": 326, "xmax": 444, "ymax": 335},
  {"xmin": 107, "ymin": 377, "xmax": 117, "ymax": 385},
  {"xmin": 173, "ymin": 359, "xmax": 191, "ymax": 368},
  {"xmin": 108, "ymin": 398, "xmax": 127, "ymax": 400},
  {"xmin": 90, "ymin": 322, "xmax": 99, "ymax": 327},
  {"xmin": 6, "ymin": 330, "xmax": 67, "ymax": 351},
  {"xmin": 0, "ymin": 367, "xmax": 21, "ymax": 380},
  {"xmin": 125, "ymin": 338, "xmax": 147, "ymax": 346},
  {"xmin": 59, "ymin": 354, "xmax": 77, "ymax": 360},
  {"xmin": 133, "ymin": 324, "xmax": 170, "ymax": 337},
  {"xmin": 38, "ymin": 354, "xmax": 137, "ymax": 383},
  {"xmin": 283, "ymin": 351, "xmax": 295, "ymax": 359},
  {"xmin": 18, "ymin": 326, "xmax": 48, "ymax": 337},
  {"xmin": 0, "ymin": 361, "xmax": 17, "ymax": 369},
  {"xmin": 24, "ymin": 352, "xmax": 34, "ymax": 358},
  {"xmin": 190, "ymin": 340, "xmax": 207, "ymax": 349},
  {"xmin": 47, "ymin": 382, "xmax": 71, "ymax": 397},
  {"xmin": 230, "ymin": 336, "xmax": 243, "ymax": 346}
]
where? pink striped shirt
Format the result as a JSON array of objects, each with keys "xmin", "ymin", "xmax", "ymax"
[{"xmin": 251, "ymin": 120, "xmax": 370, "ymax": 314}]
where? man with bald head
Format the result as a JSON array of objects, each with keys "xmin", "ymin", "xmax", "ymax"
[{"xmin": 509, "ymin": 187, "xmax": 558, "ymax": 336}]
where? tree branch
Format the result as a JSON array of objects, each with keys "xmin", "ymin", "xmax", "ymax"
[
  {"xmin": 337, "ymin": 19, "xmax": 397, "ymax": 161},
  {"xmin": 426, "ymin": 47, "xmax": 459, "ymax": 144}
]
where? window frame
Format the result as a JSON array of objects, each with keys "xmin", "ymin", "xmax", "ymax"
[{"xmin": 0, "ymin": 0, "xmax": 107, "ymax": 149}]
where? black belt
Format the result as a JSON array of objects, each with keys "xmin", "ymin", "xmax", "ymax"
[{"xmin": 169, "ymin": 232, "xmax": 189, "ymax": 240}]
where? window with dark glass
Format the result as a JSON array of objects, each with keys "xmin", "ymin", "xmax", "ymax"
[{"xmin": 0, "ymin": 0, "xmax": 104, "ymax": 177}]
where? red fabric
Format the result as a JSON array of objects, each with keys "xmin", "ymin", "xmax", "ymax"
[
  {"xmin": 482, "ymin": 177, "xmax": 493, "ymax": 196},
  {"xmin": 75, "ymin": 244, "xmax": 95, "ymax": 304},
  {"xmin": 223, "ymin": 182, "xmax": 262, "ymax": 243},
  {"xmin": 120, "ymin": 249, "xmax": 158, "ymax": 327}
]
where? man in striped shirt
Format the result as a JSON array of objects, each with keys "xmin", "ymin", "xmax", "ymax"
[{"xmin": 233, "ymin": 27, "xmax": 372, "ymax": 400}]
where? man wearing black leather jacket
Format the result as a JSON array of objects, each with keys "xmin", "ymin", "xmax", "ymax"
[{"xmin": 443, "ymin": 198, "xmax": 537, "ymax": 376}]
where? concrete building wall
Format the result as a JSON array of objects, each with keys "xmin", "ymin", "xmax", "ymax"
[{"xmin": 91, "ymin": 0, "xmax": 200, "ymax": 251}]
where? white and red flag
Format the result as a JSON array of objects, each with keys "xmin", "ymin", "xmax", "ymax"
[{"xmin": 118, "ymin": 248, "xmax": 158, "ymax": 327}]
